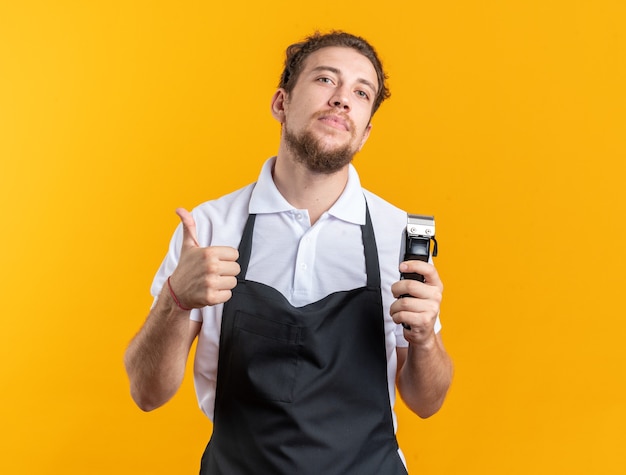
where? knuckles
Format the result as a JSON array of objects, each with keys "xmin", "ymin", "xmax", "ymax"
[
  {"xmin": 204, "ymin": 289, "xmax": 233, "ymax": 306},
  {"xmin": 393, "ymin": 289, "xmax": 441, "ymax": 316},
  {"xmin": 176, "ymin": 245, "xmax": 240, "ymax": 307}
]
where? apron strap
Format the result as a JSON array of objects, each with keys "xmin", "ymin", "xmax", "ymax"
[
  {"xmin": 362, "ymin": 203, "xmax": 381, "ymax": 289},
  {"xmin": 237, "ymin": 213, "xmax": 256, "ymax": 278}
]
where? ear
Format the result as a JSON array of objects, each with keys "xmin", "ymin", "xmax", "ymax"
[
  {"xmin": 357, "ymin": 123, "xmax": 373, "ymax": 151},
  {"xmin": 270, "ymin": 89, "xmax": 288, "ymax": 123}
]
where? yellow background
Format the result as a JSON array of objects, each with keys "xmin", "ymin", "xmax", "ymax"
[{"xmin": 1, "ymin": 1, "xmax": 625, "ymax": 473}]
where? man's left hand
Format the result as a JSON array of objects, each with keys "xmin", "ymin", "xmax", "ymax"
[{"xmin": 390, "ymin": 260, "xmax": 443, "ymax": 346}]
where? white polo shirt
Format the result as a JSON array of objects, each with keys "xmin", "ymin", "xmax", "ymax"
[{"xmin": 151, "ymin": 157, "xmax": 441, "ymax": 422}]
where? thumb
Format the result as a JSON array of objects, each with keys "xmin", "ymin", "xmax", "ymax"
[{"xmin": 176, "ymin": 208, "xmax": 200, "ymax": 249}]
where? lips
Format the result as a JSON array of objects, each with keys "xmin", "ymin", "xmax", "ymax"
[{"xmin": 317, "ymin": 113, "xmax": 350, "ymax": 131}]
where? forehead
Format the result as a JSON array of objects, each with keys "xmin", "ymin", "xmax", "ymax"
[{"xmin": 300, "ymin": 46, "xmax": 379, "ymax": 91}]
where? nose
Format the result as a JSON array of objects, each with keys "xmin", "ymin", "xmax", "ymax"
[{"xmin": 329, "ymin": 87, "xmax": 350, "ymax": 111}]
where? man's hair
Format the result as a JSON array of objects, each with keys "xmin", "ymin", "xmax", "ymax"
[{"xmin": 278, "ymin": 31, "xmax": 391, "ymax": 115}]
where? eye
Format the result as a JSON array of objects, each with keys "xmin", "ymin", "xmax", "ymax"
[
  {"xmin": 318, "ymin": 77, "xmax": 332, "ymax": 84},
  {"xmin": 356, "ymin": 90, "xmax": 370, "ymax": 100}
]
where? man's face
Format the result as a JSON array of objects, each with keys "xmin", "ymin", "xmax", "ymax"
[{"xmin": 278, "ymin": 46, "xmax": 378, "ymax": 173}]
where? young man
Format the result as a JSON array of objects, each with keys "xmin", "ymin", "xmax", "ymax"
[{"xmin": 125, "ymin": 31, "xmax": 453, "ymax": 474}]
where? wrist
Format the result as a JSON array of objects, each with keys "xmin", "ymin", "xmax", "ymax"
[
  {"xmin": 166, "ymin": 276, "xmax": 192, "ymax": 311},
  {"xmin": 407, "ymin": 331, "xmax": 438, "ymax": 352}
]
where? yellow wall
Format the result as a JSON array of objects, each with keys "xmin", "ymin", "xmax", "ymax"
[{"xmin": 2, "ymin": 1, "xmax": 625, "ymax": 473}]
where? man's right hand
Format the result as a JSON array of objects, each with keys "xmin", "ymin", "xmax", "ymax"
[{"xmin": 167, "ymin": 208, "xmax": 240, "ymax": 309}]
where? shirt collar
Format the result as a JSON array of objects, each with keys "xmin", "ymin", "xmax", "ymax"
[
  {"xmin": 326, "ymin": 163, "xmax": 366, "ymax": 225},
  {"xmin": 249, "ymin": 157, "xmax": 366, "ymax": 225},
  {"xmin": 249, "ymin": 157, "xmax": 294, "ymax": 214}
]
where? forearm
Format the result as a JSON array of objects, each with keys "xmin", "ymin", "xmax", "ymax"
[
  {"xmin": 124, "ymin": 287, "xmax": 195, "ymax": 412},
  {"xmin": 397, "ymin": 333, "xmax": 453, "ymax": 418}
]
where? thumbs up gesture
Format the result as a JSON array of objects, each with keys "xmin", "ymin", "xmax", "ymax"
[{"xmin": 167, "ymin": 208, "xmax": 240, "ymax": 309}]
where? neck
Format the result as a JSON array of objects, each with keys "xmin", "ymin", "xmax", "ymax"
[{"xmin": 273, "ymin": 148, "xmax": 350, "ymax": 225}]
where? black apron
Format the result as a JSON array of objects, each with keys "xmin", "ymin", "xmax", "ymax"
[{"xmin": 200, "ymin": 207, "xmax": 407, "ymax": 475}]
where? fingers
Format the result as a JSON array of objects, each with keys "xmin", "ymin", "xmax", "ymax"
[
  {"xmin": 173, "ymin": 244, "xmax": 241, "ymax": 308},
  {"xmin": 391, "ymin": 293, "xmax": 440, "ymax": 319},
  {"xmin": 392, "ymin": 261, "xmax": 443, "ymax": 341},
  {"xmin": 176, "ymin": 207, "xmax": 200, "ymax": 249},
  {"xmin": 390, "ymin": 287, "xmax": 441, "ymax": 342},
  {"xmin": 202, "ymin": 250, "xmax": 239, "ymax": 305},
  {"xmin": 394, "ymin": 261, "xmax": 443, "ymax": 299},
  {"xmin": 193, "ymin": 248, "xmax": 240, "ymax": 306},
  {"xmin": 171, "ymin": 208, "xmax": 241, "ymax": 308},
  {"xmin": 206, "ymin": 246, "xmax": 240, "ymax": 276}
]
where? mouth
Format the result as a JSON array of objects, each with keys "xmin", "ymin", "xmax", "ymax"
[{"xmin": 317, "ymin": 114, "xmax": 350, "ymax": 132}]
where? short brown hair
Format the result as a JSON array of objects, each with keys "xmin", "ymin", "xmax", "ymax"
[{"xmin": 278, "ymin": 31, "xmax": 390, "ymax": 115}]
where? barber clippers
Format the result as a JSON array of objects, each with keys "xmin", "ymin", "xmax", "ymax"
[{"xmin": 400, "ymin": 214, "xmax": 438, "ymax": 330}]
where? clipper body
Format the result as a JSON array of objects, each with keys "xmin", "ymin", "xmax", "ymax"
[
  {"xmin": 401, "ymin": 214, "xmax": 438, "ymax": 330},
  {"xmin": 402, "ymin": 214, "xmax": 437, "ymax": 283}
]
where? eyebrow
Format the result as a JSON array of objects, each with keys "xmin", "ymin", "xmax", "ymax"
[{"xmin": 311, "ymin": 65, "xmax": 378, "ymax": 95}]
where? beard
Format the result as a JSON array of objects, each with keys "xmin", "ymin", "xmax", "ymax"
[{"xmin": 283, "ymin": 116, "xmax": 359, "ymax": 174}]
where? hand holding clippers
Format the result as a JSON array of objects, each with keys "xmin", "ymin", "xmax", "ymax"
[{"xmin": 400, "ymin": 214, "xmax": 438, "ymax": 329}]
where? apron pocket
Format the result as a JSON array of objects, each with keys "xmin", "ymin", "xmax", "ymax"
[{"xmin": 230, "ymin": 310, "xmax": 302, "ymax": 403}]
